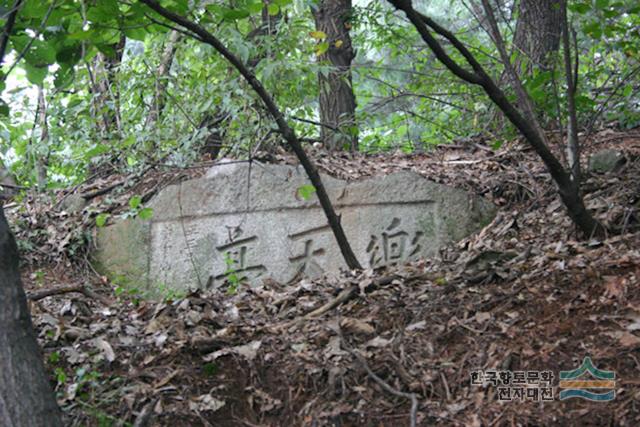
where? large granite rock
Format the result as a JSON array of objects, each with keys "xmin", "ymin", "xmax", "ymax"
[{"xmin": 95, "ymin": 163, "xmax": 496, "ymax": 291}]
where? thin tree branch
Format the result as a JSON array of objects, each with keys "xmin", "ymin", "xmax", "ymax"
[
  {"xmin": 337, "ymin": 323, "xmax": 418, "ymax": 427},
  {"xmin": 0, "ymin": 0, "xmax": 22, "ymax": 66}
]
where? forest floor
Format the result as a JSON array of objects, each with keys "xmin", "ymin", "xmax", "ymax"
[{"xmin": 11, "ymin": 127, "xmax": 640, "ymax": 426}]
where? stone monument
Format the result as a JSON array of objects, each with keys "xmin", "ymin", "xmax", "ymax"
[{"xmin": 95, "ymin": 162, "xmax": 496, "ymax": 291}]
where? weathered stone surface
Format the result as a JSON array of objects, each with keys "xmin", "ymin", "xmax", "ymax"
[
  {"xmin": 59, "ymin": 194, "xmax": 87, "ymax": 213},
  {"xmin": 588, "ymin": 149, "xmax": 626, "ymax": 173},
  {"xmin": 94, "ymin": 163, "xmax": 496, "ymax": 291}
]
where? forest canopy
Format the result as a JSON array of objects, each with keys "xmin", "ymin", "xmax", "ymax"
[{"xmin": 0, "ymin": 0, "xmax": 637, "ymax": 189}]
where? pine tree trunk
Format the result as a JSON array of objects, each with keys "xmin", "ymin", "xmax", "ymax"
[
  {"xmin": 0, "ymin": 208, "xmax": 63, "ymax": 427},
  {"xmin": 313, "ymin": 0, "xmax": 358, "ymax": 151}
]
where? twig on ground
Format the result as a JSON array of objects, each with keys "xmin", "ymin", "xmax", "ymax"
[
  {"xmin": 298, "ymin": 274, "xmax": 401, "ymax": 323},
  {"xmin": 133, "ymin": 398, "xmax": 158, "ymax": 427},
  {"xmin": 276, "ymin": 273, "xmax": 436, "ymax": 331},
  {"xmin": 338, "ymin": 324, "xmax": 419, "ymax": 427},
  {"xmin": 27, "ymin": 284, "xmax": 111, "ymax": 306}
]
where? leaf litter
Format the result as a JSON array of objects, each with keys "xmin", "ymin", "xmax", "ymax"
[{"xmin": 13, "ymin": 127, "xmax": 640, "ymax": 426}]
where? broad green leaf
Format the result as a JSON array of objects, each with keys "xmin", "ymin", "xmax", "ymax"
[
  {"xmin": 267, "ymin": 4, "xmax": 280, "ymax": 15},
  {"xmin": 0, "ymin": 99, "xmax": 9, "ymax": 117},
  {"xmin": 56, "ymin": 44, "xmax": 83, "ymax": 66},
  {"xmin": 315, "ymin": 42, "xmax": 329, "ymax": 56},
  {"xmin": 21, "ymin": 0, "xmax": 50, "ymax": 19},
  {"xmin": 138, "ymin": 207, "xmax": 154, "ymax": 220},
  {"xmin": 124, "ymin": 26, "xmax": 148, "ymax": 41},
  {"xmin": 247, "ymin": 1, "xmax": 264, "ymax": 14},
  {"xmin": 297, "ymin": 184, "xmax": 316, "ymax": 201},
  {"xmin": 584, "ymin": 21, "xmax": 602, "ymax": 39},
  {"xmin": 83, "ymin": 143, "xmax": 109, "ymax": 160},
  {"xmin": 24, "ymin": 63, "xmax": 48, "ymax": 85},
  {"xmin": 569, "ymin": 2, "xmax": 591, "ymax": 13},
  {"xmin": 221, "ymin": 8, "xmax": 251, "ymax": 21},
  {"xmin": 96, "ymin": 213, "xmax": 110, "ymax": 227},
  {"xmin": 54, "ymin": 66, "xmax": 74, "ymax": 89},
  {"xmin": 86, "ymin": 0, "xmax": 120, "ymax": 22},
  {"xmin": 129, "ymin": 195, "xmax": 142, "ymax": 209}
]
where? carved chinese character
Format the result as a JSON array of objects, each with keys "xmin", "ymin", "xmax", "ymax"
[
  {"xmin": 213, "ymin": 234, "xmax": 266, "ymax": 285},
  {"xmin": 288, "ymin": 225, "xmax": 329, "ymax": 278},
  {"xmin": 366, "ymin": 217, "xmax": 423, "ymax": 268}
]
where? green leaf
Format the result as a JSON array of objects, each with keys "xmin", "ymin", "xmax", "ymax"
[
  {"xmin": 0, "ymin": 99, "xmax": 9, "ymax": 117},
  {"xmin": 124, "ymin": 26, "xmax": 148, "ymax": 41},
  {"xmin": 21, "ymin": 0, "xmax": 50, "ymax": 19},
  {"xmin": 56, "ymin": 44, "xmax": 83, "ymax": 66},
  {"xmin": 267, "ymin": 4, "xmax": 280, "ymax": 15},
  {"xmin": 138, "ymin": 207, "xmax": 154, "ymax": 220},
  {"xmin": 584, "ymin": 21, "xmax": 602, "ymax": 39},
  {"xmin": 221, "ymin": 8, "xmax": 251, "ymax": 21},
  {"xmin": 83, "ymin": 143, "xmax": 109, "ymax": 160},
  {"xmin": 247, "ymin": 1, "xmax": 264, "ymax": 13},
  {"xmin": 54, "ymin": 66, "xmax": 74, "ymax": 89},
  {"xmin": 309, "ymin": 30, "xmax": 327, "ymax": 40},
  {"xmin": 24, "ymin": 63, "xmax": 48, "ymax": 85},
  {"xmin": 297, "ymin": 184, "xmax": 316, "ymax": 201},
  {"xmin": 569, "ymin": 2, "xmax": 591, "ymax": 13},
  {"xmin": 129, "ymin": 195, "xmax": 142, "ymax": 209},
  {"xmin": 315, "ymin": 41, "xmax": 330, "ymax": 56},
  {"xmin": 595, "ymin": 0, "xmax": 609, "ymax": 9},
  {"xmin": 96, "ymin": 213, "xmax": 110, "ymax": 227},
  {"xmin": 86, "ymin": 0, "xmax": 120, "ymax": 22}
]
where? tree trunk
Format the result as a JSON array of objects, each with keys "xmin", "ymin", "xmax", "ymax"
[
  {"xmin": 91, "ymin": 34, "xmax": 126, "ymax": 137},
  {"xmin": 313, "ymin": 0, "xmax": 358, "ymax": 151},
  {"xmin": 146, "ymin": 30, "xmax": 181, "ymax": 128},
  {"xmin": 35, "ymin": 86, "xmax": 48, "ymax": 191},
  {"xmin": 512, "ymin": 0, "xmax": 562, "ymax": 73},
  {"xmin": 561, "ymin": 0, "xmax": 580, "ymax": 182},
  {"xmin": 0, "ymin": 207, "xmax": 63, "ymax": 427}
]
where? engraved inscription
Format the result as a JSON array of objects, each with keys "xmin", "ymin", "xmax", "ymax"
[
  {"xmin": 366, "ymin": 217, "xmax": 423, "ymax": 267},
  {"xmin": 214, "ymin": 234, "xmax": 266, "ymax": 283},
  {"xmin": 288, "ymin": 225, "xmax": 330, "ymax": 277}
]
